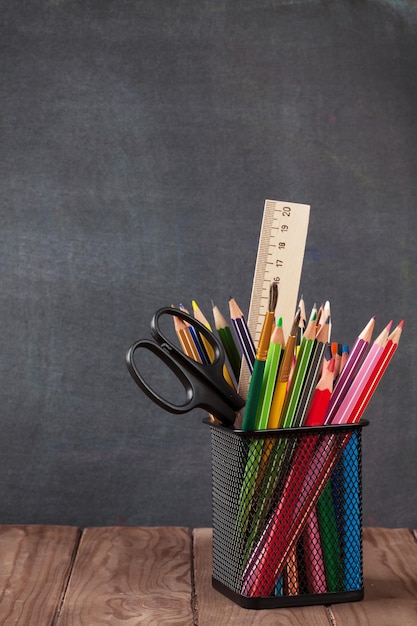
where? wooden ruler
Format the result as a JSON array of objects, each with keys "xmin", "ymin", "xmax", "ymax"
[{"xmin": 239, "ymin": 199, "xmax": 310, "ymax": 398}]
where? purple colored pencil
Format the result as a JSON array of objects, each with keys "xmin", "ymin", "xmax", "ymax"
[
  {"xmin": 229, "ymin": 298, "xmax": 256, "ymax": 373},
  {"xmin": 323, "ymin": 317, "xmax": 375, "ymax": 425}
]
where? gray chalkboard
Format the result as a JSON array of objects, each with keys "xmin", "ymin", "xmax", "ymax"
[{"xmin": 0, "ymin": 0, "xmax": 416, "ymax": 529}]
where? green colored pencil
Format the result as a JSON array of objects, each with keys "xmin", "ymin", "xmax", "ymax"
[
  {"xmin": 316, "ymin": 480, "xmax": 344, "ymax": 591},
  {"xmin": 255, "ymin": 318, "xmax": 283, "ymax": 430},
  {"xmin": 212, "ymin": 302, "xmax": 242, "ymax": 380},
  {"xmin": 241, "ymin": 282, "xmax": 278, "ymax": 431},
  {"xmin": 280, "ymin": 337, "xmax": 316, "ymax": 429},
  {"xmin": 279, "ymin": 304, "xmax": 319, "ymax": 429}
]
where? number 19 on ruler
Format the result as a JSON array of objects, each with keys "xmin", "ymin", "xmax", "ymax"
[{"xmin": 248, "ymin": 199, "xmax": 310, "ymax": 347}]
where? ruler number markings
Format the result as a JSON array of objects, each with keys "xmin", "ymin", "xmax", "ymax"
[{"xmin": 241, "ymin": 200, "xmax": 310, "ymax": 398}]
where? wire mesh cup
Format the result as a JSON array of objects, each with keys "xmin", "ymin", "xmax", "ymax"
[{"xmin": 205, "ymin": 419, "xmax": 368, "ymax": 609}]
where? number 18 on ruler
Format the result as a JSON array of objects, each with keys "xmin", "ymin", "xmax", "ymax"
[{"xmin": 247, "ymin": 199, "xmax": 310, "ymax": 345}]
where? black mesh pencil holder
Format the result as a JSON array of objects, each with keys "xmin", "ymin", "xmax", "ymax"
[{"xmin": 205, "ymin": 419, "xmax": 368, "ymax": 609}]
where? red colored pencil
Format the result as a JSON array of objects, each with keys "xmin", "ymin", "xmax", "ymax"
[
  {"xmin": 331, "ymin": 321, "xmax": 392, "ymax": 425},
  {"xmin": 346, "ymin": 320, "xmax": 403, "ymax": 425},
  {"xmin": 241, "ymin": 431, "xmax": 347, "ymax": 597},
  {"xmin": 304, "ymin": 357, "xmax": 335, "ymax": 426}
]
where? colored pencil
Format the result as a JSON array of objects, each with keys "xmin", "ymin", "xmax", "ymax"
[
  {"xmin": 315, "ymin": 302, "xmax": 324, "ymax": 331},
  {"xmin": 296, "ymin": 295, "xmax": 307, "ymax": 346},
  {"xmin": 340, "ymin": 433, "xmax": 362, "ymax": 591},
  {"xmin": 316, "ymin": 479, "xmax": 344, "ymax": 591},
  {"xmin": 256, "ymin": 318, "xmax": 284, "ymax": 430},
  {"xmin": 343, "ymin": 320, "xmax": 403, "ymax": 425},
  {"xmin": 229, "ymin": 297, "xmax": 256, "ymax": 374},
  {"xmin": 323, "ymin": 316, "xmax": 375, "ymax": 425},
  {"xmin": 339, "ymin": 344, "xmax": 349, "ymax": 376},
  {"xmin": 241, "ymin": 320, "xmax": 285, "ymax": 558},
  {"xmin": 172, "ymin": 311, "xmax": 203, "ymax": 363},
  {"xmin": 191, "ymin": 299, "xmax": 215, "ymax": 362},
  {"xmin": 331, "ymin": 321, "xmax": 392, "ymax": 425},
  {"xmin": 304, "ymin": 357, "xmax": 335, "ymax": 426},
  {"xmin": 241, "ymin": 311, "xmax": 347, "ymax": 597},
  {"xmin": 303, "ymin": 506, "xmax": 327, "ymax": 593},
  {"xmin": 173, "ymin": 309, "xmax": 220, "ymax": 424},
  {"xmin": 330, "ymin": 342, "xmax": 341, "ymax": 378},
  {"xmin": 212, "ymin": 302, "xmax": 241, "ymax": 380},
  {"xmin": 267, "ymin": 310, "xmax": 300, "ymax": 429},
  {"xmin": 323, "ymin": 300, "xmax": 332, "ymax": 340},
  {"xmin": 241, "ymin": 431, "xmax": 348, "ymax": 596},
  {"xmin": 243, "ymin": 319, "xmax": 403, "ymax": 596},
  {"xmin": 279, "ymin": 308, "xmax": 318, "ymax": 429},
  {"xmin": 242, "ymin": 310, "xmax": 304, "ymax": 571},
  {"xmin": 241, "ymin": 282, "xmax": 278, "ymax": 431},
  {"xmin": 238, "ymin": 319, "xmax": 284, "ymax": 552},
  {"xmin": 283, "ymin": 547, "xmax": 299, "ymax": 595},
  {"xmin": 299, "ymin": 346, "xmax": 336, "ymax": 594},
  {"xmin": 178, "ymin": 303, "xmax": 208, "ymax": 363},
  {"xmin": 235, "ymin": 283, "xmax": 278, "ymax": 541},
  {"xmin": 288, "ymin": 340, "xmax": 326, "ymax": 428},
  {"xmin": 192, "ymin": 299, "xmax": 235, "ymax": 390}
]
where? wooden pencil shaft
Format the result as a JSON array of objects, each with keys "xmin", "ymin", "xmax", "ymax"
[
  {"xmin": 241, "ymin": 359, "xmax": 265, "ymax": 431},
  {"xmin": 280, "ymin": 338, "xmax": 315, "ymax": 429},
  {"xmin": 231, "ymin": 316, "xmax": 256, "ymax": 372},
  {"xmin": 292, "ymin": 341, "xmax": 327, "ymax": 427}
]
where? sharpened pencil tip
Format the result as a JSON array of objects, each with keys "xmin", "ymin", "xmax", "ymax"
[{"xmin": 290, "ymin": 309, "xmax": 301, "ymax": 335}]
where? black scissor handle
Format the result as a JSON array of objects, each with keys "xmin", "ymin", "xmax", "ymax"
[
  {"xmin": 126, "ymin": 307, "xmax": 244, "ymax": 426},
  {"xmin": 126, "ymin": 338, "xmax": 198, "ymax": 415}
]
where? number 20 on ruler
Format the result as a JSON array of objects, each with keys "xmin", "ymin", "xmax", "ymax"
[
  {"xmin": 248, "ymin": 199, "xmax": 310, "ymax": 343},
  {"xmin": 273, "ymin": 204, "xmax": 292, "ymax": 281}
]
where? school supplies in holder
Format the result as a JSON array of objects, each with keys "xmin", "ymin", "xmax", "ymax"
[
  {"xmin": 125, "ymin": 198, "xmax": 403, "ymax": 611},
  {"xmin": 206, "ymin": 418, "xmax": 368, "ymax": 609}
]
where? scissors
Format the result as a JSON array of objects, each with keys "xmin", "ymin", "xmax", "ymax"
[{"xmin": 126, "ymin": 307, "xmax": 245, "ymax": 427}]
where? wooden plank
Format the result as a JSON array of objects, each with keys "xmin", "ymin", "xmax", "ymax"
[
  {"xmin": 56, "ymin": 526, "xmax": 194, "ymax": 625},
  {"xmin": 193, "ymin": 528, "xmax": 333, "ymax": 625},
  {"xmin": 0, "ymin": 525, "xmax": 80, "ymax": 626},
  {"xmin": 330, "ymin": 527, "xmax": 417, "ymax": 625}
]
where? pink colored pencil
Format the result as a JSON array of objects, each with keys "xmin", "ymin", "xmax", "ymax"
[
  {"xmin": 242, "ymin": 357, "xmax": 336, "ymax": 596},
  {"xmin": 240, "ymin": 319, "xmax": 403, "ymax": 597},
  {"xmin": 323, "ymin": 317, "xmax": 375, "ymax": 425},
  {"xmin": 241, "ymin": 436, "xmax": 317, "ymax": 596},
  {"xmin": 331, "ymin": 321, "xmax": 392, "ymax": 425},
  {"xmin": 345, "ymin": 320, "xmax": 403, "ymax": 425},
  {"xmin": 241, "ymin": 431, "xmax": 346, "ymax": 596},
  {"xmin": 301, "ymin": 356, "xmax": 335, "ymax": 594},
  {"xmin": 303, "ymin": 506, "xmax": 327, "ymax": 593}
]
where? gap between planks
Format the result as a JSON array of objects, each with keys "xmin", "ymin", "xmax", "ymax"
[{"xmin": 52, "ymin": 528, "xmax": 83, "ymax": 626}]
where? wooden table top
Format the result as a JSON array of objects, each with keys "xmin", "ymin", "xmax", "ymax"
[{"xmin": 0, "ymin": 525, "xmax": 416, "ymax": 625}]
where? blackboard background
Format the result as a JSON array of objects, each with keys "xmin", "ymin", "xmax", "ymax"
[{"xmin": 1, "ymin": 0, "xmax": 416, "ymax": 529}]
